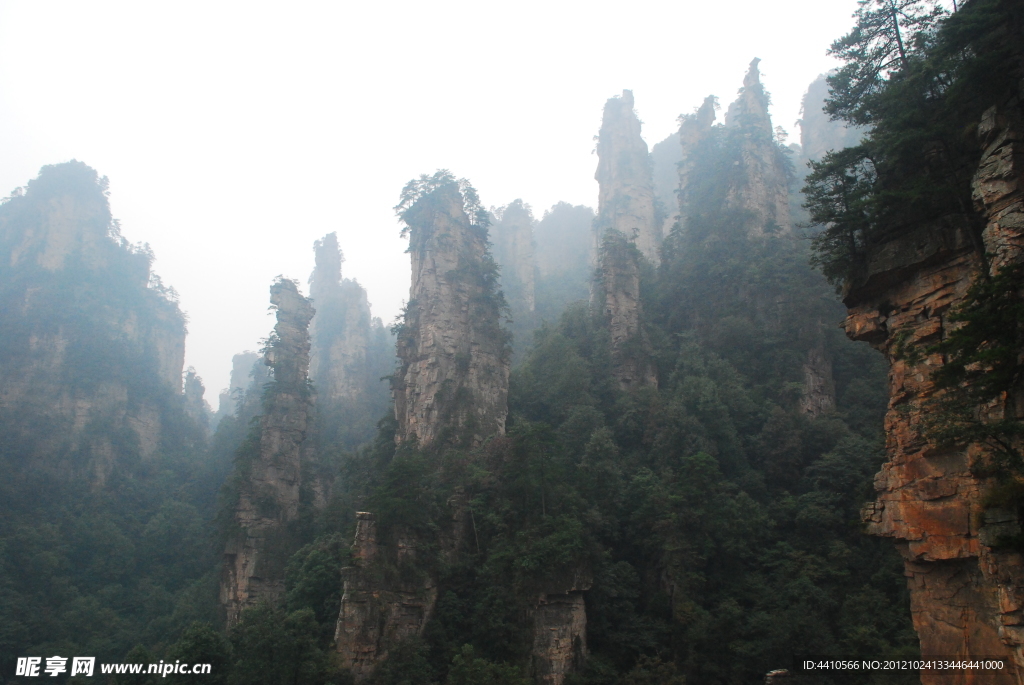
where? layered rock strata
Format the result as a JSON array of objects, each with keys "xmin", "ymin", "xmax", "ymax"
[
  {"xmin": 595, "ymin": 90, "xmax": 660, "ymax": 263},
  {"xmin": 848, "ymin": 104, "xmax": 1024, "ymax": 681},
  {"xmin": 723, "ymin": 59, "xmax": 791, "ymax": 235},
  {"xmin": 221, "ymin": 278, "xmax": 316, "ymax": 626},
  {"xmin": 393, "ymin": 181, "xmax": 510, "ymax": 448}
]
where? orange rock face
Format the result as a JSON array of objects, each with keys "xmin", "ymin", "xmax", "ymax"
[{"xmin": 844, "ymin": 105, "xmax": 1024, "ymax": 684}]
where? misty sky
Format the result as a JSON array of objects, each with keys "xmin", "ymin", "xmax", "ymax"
[{"xmin": 1, "ymin": 0, "xmax": 867, "ymax": 399}]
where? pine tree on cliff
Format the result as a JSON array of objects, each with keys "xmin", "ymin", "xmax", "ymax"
[{"xmin": 805, "ymin": 0, "xmax": 1023, "ymax": 284}]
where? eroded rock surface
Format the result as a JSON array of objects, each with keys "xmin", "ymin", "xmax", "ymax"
[
  {"xmin": 334, "ymin": 513, "xmax": 438, "ymax": 681},
  {"xmin": 594, "ymin": 231, "xmax": 657, "ymax": 390},
  {"xmin": 530, "ymin": 568, "xmax": 591, "ymax": 685},
  {"xmin": 595, "ymin": 90, "xmax": 660, "ymax": 263},
  {"xmin": 848, "ymin": 104, "xmax": 1024, "ymax": 682},
  {"xmin": 723, "ymin": 59, "xmax": 791, "ymax": 235},
  {"xmin": 221, "ymin": 278, "xmax": 315, "ymax": 626},
  {"xmin": 393, "ymin": 181, "xmax": 510, "ymax": 448}
]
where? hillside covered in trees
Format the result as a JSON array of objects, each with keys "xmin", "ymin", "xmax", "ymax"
[{"xmin": 1, "ymin": 1, "xmax": 1022, "ymax": 684}]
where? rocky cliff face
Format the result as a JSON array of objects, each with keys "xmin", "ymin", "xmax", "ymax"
[
  {"xmin": 798, "ymin": 74, "xmax": 865, "ymax": 164},
  {"xmin": 650, "ymin": 131, "xmax": 682, "ymax": 239},
  {"xmin": 594, "ymin": 95, "xmax": 658, "ymax": 391},
  {"xmin": 183, "ymin": 368, "xmax": 212, "ymax": 433},
  {"xmin": 491, "ymin": 200, "xmax": 537, "ymax": 314},
  {"xmin": 309, "ymin": 233, "xmax": 373, "ymax": 404},
  {"xmin": 307, "ymin": 232, "xmax": 393, "ymax": 447},
  {"xmin": 723, "ymin": 59, "xmax": 791, "ymax": 235},
  {"xmin": 393, "ymin": 180, "xmax": 510, "ymax": 448},
  {"xmin": 676, "ymin": 95, "xmax": 717, "ymax": 230},
  {"xmin": 492, "ymin": 200, "xmax": 539, "ymax": 361},
  {"xmin": 798, "ymin": 344, "xmax": 836, "ymax": 418},
  {"xmin": 530, "ymin": 568, "xmax": 591, "ymax": 685},
  {"xmin": 534, "ymin": 203, "xmax": 595, "ymax": 324},
  {"xmin": 221, "ymin": 278, "xmax": 315, "ymax": 626},
  {"xmin": 0, "ymin": 161, "xmax": 194, "ymax": 485},
  {"xmin": 334, "ymin": 513, "xmax": 439, "ymax": 680},
  {"xmin": 595, "ymin": 90, "xmax": 660, "ymax": 264},
  {"xmin": 847, "ymin": 104, "xmax": 1024, "ymax": 680},
  {"xmin": 594, "ymin": 232, "xmax": 657, "ymax": 391},
  {"xmin": 216, "ymin": 351, "xmax": 263, "ymax": 421}
]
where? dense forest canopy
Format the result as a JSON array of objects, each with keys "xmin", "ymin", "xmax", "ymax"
[{"xmin": 2, "ymin": 1, "xmax": 1023, "ymax": 684}]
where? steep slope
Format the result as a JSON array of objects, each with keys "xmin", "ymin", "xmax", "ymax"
[
  {"xmin": 308, "ymin": 232, "xmax": 392, "ymax": 448},
  {"xmin": 0, "ymin": 161, "xmax": 213, "ymax": 666},
  {"xmin": 392, "ymin": 172, "xmax": 511, "ymax": 448},
  {"xmin": 491, "ymin": 200, "xmax": 539, "ymax": 361},
  {"xmin": 0, "ymin": 161, "xmax": 196, "ymax": 483},
  {"xmin": 847, "ymin": 104, "xmax": 1024, "ymax": 680},
  {"xmin": 594, "ymin": 90, "xmax": 660, "ymax": 264},
  {"xmin": 221, "ymin": 278, "xmax": 316, "ymax": 626},
  {"xmin": 722, "ymin": 59, "xmax": 792, "ymax": 235}
]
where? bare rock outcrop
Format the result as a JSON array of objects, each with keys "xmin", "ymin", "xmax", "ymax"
[
  {"xmin": 530, "ymin": 568, "xmax": 592, "ymax": 685},
  {"xmin": 221, "ymin": 278, "xmax": 316, "ymax": 626},
  {"xmin": 847, "ymin": 104, "xmax": 1024, "ymax": 681},
  {"xmin": 393, "ymin": 174, "xmax": 510, "ymax": 448},
  {"xmin": 798, "ymin": 344, "xmax": 836, "ymax": 418},
  {"xmin": 594, "ymin": 97, "xmax": 658, "ymax": 390},
  {"xmin": 595, "ymin": 90, "xmax": 660, "ymax": 264},
  {"xmin": 723, "ymin": 59, "xmax": 791, "ymax": 235}
]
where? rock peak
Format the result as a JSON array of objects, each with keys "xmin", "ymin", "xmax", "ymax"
[
  {"xmin": 221, "ymin": 278, "xmax": 315, "ymax": 626},
  {"xmin": 595, "ymin": 90, "xmax": 660, "ymax": 263},
  {"xmin": 393, "ymin": 173, "xmax": 510, "ymax": 448}
]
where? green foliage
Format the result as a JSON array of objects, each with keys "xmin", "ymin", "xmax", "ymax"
[
  {"xmin": 228, "ymin": 604, "xmax": 339, "ymax": 685},
  {"xmin": 367, "ymin": 638, "xmax": 437, "ymax": 685},
  {"xmin": 113, "ymin": 645, "xmax": 159, "ymax": 685},
  {"xmin": 445, "ymin": 645, "xmax": 529, "ymax": 685},
  {"xmin": 285, "ymin": 534, "xmax": 350, "ymax": 628},
  {"xmin": 165, "ymin": 622, "xmax": 231, "ymax": 685},
  {"xmin": 923, "ymin": 262, "xmax": 1024, "ymax": 466},
  {"xmin": 826, "ymin": 0, "xmax": 947, "ymax": 122},
  {"xmin": 395, "ymin": 170, "xmax": 488, "ymax": 236},
  {"xmin": 805, "ymin": 0, "xmax": 1024, "ymax": 283}
]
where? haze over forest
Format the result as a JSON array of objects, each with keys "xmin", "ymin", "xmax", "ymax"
[
  {"xmin": 1, "ymin": 0, "xmax": 867, "ymax": 394},
  {"xmin": 2, "ymin": 1, "xmax": 1021, "ymax": 684}
]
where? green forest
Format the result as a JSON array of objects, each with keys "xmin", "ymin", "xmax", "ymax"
[{"xmin": 1, "ymin": 1, "xmax": 1022, "ymax": 684}]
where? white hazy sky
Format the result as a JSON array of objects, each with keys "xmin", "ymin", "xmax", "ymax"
[{"xmin": 0, "ymin": 0, "xmax": 864, "ymax": 398}]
